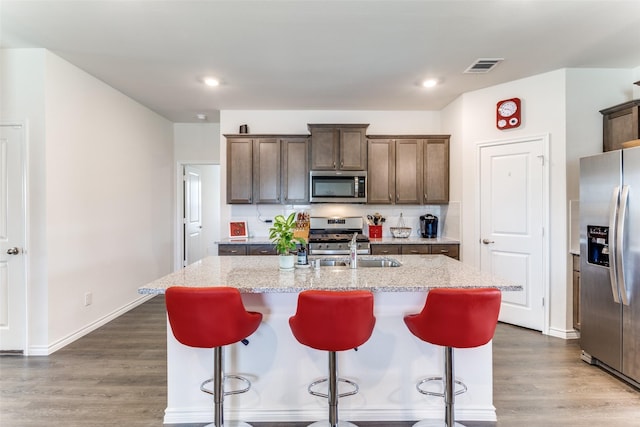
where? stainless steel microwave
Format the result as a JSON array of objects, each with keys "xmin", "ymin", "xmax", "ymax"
[{"xmin": 309, "ymin": 171, "xmax": 367, "ymax": 203}]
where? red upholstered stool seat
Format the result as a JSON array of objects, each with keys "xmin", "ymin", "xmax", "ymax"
[
  {"xmin": 166, "ymin": 286, "xmax": 262, "ymax": 427},
  {"xmin": 289, "ymin": 290, "xmax": 376, "ymax": 427},
  {"xmin": 404, "ymin": 288, "xmax": 501, "ymax": 427}
]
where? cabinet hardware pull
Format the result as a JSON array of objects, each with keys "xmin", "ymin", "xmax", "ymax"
[
  {"xmin": 341, "ymin": 161, "xmax": 344, "ymax": 167},
  {"xmin": 389, "ymin": 194, "xmax": 392, "ymax": 200},
  {"xmin": 260, "ymin": 250, "xmax": 268, "ymax": 253},
  {"xmin": 482, "ymin": 239, "xmax": 495, "ymax": 244}
]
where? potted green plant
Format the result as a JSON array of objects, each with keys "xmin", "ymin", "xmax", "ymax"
[{"xmin": 269, "ymin": 212, "xmax": 305, "ymax": 270}]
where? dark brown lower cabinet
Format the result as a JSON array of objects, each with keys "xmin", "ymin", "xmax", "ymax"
[
  {"xmin": 371, "ymin": 243, "xmax": 459, "ymax": 260},
  {"xmin": 218, "ymin": 244, "xmax": 277, "ymax": 256}
]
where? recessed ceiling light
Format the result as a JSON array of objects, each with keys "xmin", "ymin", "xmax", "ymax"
[
  {"xmin": 203, "ymin": 77, "xmax": 220, "ymax": 87},
  {"xmin": 422, "ymin": 79, "xmax": 438, "ymax": 88},
  {"xmin": 196, "ymin": 114, "xmax": 208, "ymax": 120}
]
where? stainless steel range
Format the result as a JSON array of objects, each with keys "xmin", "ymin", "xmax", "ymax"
[{"xmin": 308, "ymin": 217, "xmax": 370, "ymax": 255}]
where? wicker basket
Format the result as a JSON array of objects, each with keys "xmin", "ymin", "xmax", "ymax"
[{"xmin": 390, "ymin": 227, "xmax": 411, "ymax": 238}]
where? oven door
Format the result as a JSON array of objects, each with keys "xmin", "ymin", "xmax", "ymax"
[{"xmin": 309, "ymin": 171, "xmax": 367, "ymax": 203}]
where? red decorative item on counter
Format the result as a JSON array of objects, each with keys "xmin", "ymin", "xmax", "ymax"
[{"xmin": 369, "ymin": 225, "xmax": 382, "ymax": 238}]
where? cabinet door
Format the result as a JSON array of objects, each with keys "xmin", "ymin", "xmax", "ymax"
[
  {"xmin": 602, "ymin": 101, "xmax": 640, "ymax": 152},
  {"xmin": 401, "ymin": 244, "xmax": 430, "ymax": 255},
  {"xmin": 282, "ymin": 137, "xmax": 309, "ymax": 204},
  {"xmin": 430, "ymin": 244, "xmax": 459, "ymax": 259},
  {"xmin": 340, "ymin": 127, "xmax": 367, "ymax": 170},
  {"xmin": 367, "ymin": 139, "xmax": 395, "ymax": 204},
  {"xmin": 310, "ymin": 127, "xmax": 338, "ymax": 170},
  {"xmin": 248, "ymin": 244, "xmax": 277, "ymax": 255},
  {"xmin": 395, "ymin": 139, "xmax": 422, "ymax": 204},
  {"xmin": 254, "ymin": 138, "xmax": 281, "ymax": 203},
  {"xmin": 371, "ymin": 244, "xmax": 401, "ymax": 255},
  {"xmin": 227, "ymin": 138, "xmax": 253, "ymax": 204},
  {"xmin": 423, "ymin": 138, "xmax": 449, "ymax": 203},
  {"xmin": 218, "ymin": 244, "xmax": 248, "ymax": 256}
]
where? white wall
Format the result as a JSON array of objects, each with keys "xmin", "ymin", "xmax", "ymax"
[
  {"xmin": 174, "ymin": 123, "xmax": 221, "ymax": 267},
  {"xmin": 0, "ymin": 48, "xmax": 49, "ymax": 347},
  {"xmin": 1, "ymin": 48, "xmax": 175, "ymax": 354},
  {"xmin": 442, "ymin": 68, "xmax": 635, "ymax": 336}
]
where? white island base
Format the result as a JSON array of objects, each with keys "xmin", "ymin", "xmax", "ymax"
[{"xmin": 164, "ymin": 292, "xmax": 496, "ymax": 425}]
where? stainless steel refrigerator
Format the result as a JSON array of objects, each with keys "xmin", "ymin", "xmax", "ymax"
[{"xmin": 580, "ymin": 146, "xmax": 640, "ymax": 387}]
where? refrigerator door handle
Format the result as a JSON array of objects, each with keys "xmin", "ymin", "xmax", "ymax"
[
  {"xmin": 616, "ymin": 185, "xmax": 630, "ymax": 306},
  {"xmin": 609, "ymin": 186, "xmax": 621, "ymax": 304}
]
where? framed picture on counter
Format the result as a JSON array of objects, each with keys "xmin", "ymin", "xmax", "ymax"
[{"xmin": 229, "ymin": 221, "xmax": 248, "ymax": 239}]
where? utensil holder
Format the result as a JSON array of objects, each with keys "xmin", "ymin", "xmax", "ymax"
[{"xmin": 369, "ymin": 225, "xmax": 382, "ymax": 238}]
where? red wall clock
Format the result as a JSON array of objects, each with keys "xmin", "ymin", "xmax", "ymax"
[{"xmin": 496, "ymin": 97, "xmax": 521, "ymax": 130}]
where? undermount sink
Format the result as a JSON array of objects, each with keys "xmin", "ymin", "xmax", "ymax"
[
  {"xmin": 316, "ymin": 258, "xmax": 401, "ymax": 268},
  {"xmin": 358, "ymin": 258, "xmax": 402, "ymax": 268}
]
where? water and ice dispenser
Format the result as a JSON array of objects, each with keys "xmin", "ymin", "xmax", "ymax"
[{"xmin": 587, "ymin": 225, "xmax": 610, "ymax": 267}]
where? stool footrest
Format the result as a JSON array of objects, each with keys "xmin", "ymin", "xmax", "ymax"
[
  {"xmin": 308, "ymin": 377, "xmax": 359, "ymax": 399},
  {"xmin": 416, "ymin": 376, "xmax": 467, "ymax": 397},
  {"xmin": 200, "ymin": 374, "xmax": 252, "ymax": 397}
]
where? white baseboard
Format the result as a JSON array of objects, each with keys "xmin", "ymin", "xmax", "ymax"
[
  {"xmin": 547, "ymin": 327, "xmax": 580, "ymax": 340},
  {"xmin": 27, "ymin": 294, "xmax": 155, "ymax": 356},
  {"xmin": 164, "ymin": 406, "xmax": 497, "ymax": 424}
]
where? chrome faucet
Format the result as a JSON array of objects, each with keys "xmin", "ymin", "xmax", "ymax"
[{"xmin": 349, "ymin": 232, "xmax": 358, "ymax": 269}]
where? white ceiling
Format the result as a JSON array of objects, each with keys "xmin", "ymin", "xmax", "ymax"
[{"xmin": 2, "ymin": 0, "xmax": 640, "ymax": 123}]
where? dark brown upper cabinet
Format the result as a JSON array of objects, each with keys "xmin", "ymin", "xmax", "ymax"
[
  {"xmin": 226, "ymin": 135, "xmax": 309, "ymax": 204},
  {"xmin": 308, "ymin": 124, "xmax": 369, "ymax": 170},
  {"xmin": 367, "ymin": 135, "xmax": 450, "ymax": 205}
]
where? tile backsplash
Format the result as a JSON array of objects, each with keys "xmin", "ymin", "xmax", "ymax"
[{"xmin": 228, "ymin": 203, "xmax": 461, "ymax": 240}]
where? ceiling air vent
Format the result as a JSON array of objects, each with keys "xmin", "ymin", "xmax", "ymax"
[{"xmin": 464, "ymin": 58, "xmax": 504, "ymax": 74}]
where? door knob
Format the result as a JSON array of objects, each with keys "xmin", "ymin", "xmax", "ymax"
[
  {"xmin": 7, "ymin": 247, "xmax": 20, "ymax": 255},
  {"xmin": 482, "ymin": 239, "xmax": 495, "ymax": 245}
]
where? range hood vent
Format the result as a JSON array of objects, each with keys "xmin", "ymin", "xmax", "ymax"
[{"xmin": 464, "ymin": 58, "xmax": 503, "ymax": 74}]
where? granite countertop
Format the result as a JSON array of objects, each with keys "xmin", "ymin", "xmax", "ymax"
[
  {"xmin": 139, "ymin": 254, "xmax": 518, "ymax": 294},
  {"xmin": 217, "ymin": 236, "xmax": 460, "ymax": 245}
]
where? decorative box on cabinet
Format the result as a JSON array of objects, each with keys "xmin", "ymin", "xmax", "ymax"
[
  {"xmin": 600, "ymin": 100, "xmax": 640, "ymax": 152},
  {"xmin": 309, "ymin": 124, "xmax": 369, "ymax": 171}
]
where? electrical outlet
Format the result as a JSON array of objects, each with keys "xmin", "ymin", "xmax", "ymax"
[{"xmin": 84, "ymin": 292, "xmax": 92, "ymax": 306}]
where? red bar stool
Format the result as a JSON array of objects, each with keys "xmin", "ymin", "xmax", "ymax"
[
  {"xmin": 165, "ymin": 286, "xmax": 263, "ymax": 427},
  {"xmin": 289, "ymin": 290, "xmax": 376, "ymax": 427},
  {"xmin": 404, "ymin": 288, "xmax": 501, "ymax": 427}
]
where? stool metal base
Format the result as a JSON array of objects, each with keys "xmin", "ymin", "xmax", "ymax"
[
  {"xmin": 204, "ymin": 422, "xmax": 253, "ymax": 427},
  {"xmin": 307, "ymin": 420, "xmax": 359, "ymax": 427},
  {"xmin": 412, "ymin": 420, "xmax": 466, "ymax": 427}
]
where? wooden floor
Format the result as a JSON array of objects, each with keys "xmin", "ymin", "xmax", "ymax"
[{"xmin": 1, "ymin": 295, "xmax": 639, "ymax": 426}]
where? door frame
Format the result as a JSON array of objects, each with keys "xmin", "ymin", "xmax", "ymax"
[
  {"xmin": 1, "ymin": 122, "xmax": 29, "ymax": 353},
  {"xmin": 475, "ymin": 133, "xmax": 550, "ymax": 335},
  {"xmin": 174, "ymin": 162, "xmax": 220, "ymax": 271}
]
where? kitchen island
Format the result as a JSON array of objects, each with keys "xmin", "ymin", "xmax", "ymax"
[{"xmin": 140, "ymin": 255, "xmax": 518, "ymax": 425}]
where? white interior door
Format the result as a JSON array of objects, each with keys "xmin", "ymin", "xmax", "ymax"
[
  {"xmin": 0, "ymin": 124, "xmax": 26, "ymax": 352},
  {"xmin": 184, "ymin": 165, "xmax": 203, "ymax": 266},
  {"xmin": 479, "ymin": 136, "xmax": 547, "ymax": 331}
]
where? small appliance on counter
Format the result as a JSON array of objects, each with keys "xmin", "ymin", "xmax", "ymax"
[{"xmin": 419, "ymin": 214, "xmax": 438, "ymax": 238}]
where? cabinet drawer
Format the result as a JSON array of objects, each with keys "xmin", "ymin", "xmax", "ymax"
[
  {"xmin": 371, "ymin": 244, "xmax": 401, "ymax": 255},
  {"xmin": 218, "ymin": 244, "xmax": 248, "ymax": 256},
  {"xmin": 401, "ymin": 244, "xmax": 430, "ymax": 255},
  {"xmin": 248, "ymin": 244, "xmax": 277, "ymax": 256},
  {"xmin": 430, "ymin": 244, "xmax": 459, "ymax": 259}
]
